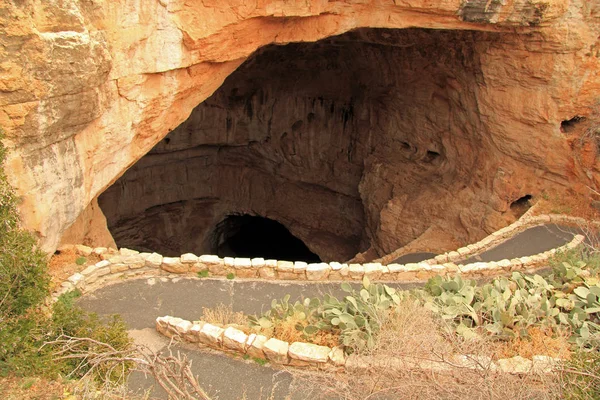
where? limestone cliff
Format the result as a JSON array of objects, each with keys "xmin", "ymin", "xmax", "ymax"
[{"xmin": 1, "ymin": 0, "xmax": 599, "ymax": 258}]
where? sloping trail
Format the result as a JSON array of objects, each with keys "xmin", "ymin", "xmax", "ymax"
[{"xmin": 77, "ymin": 223, "xmax": 586, "ymax": 399}]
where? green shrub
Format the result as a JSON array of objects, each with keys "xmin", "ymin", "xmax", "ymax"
[
  {"xmin": 75, "ymin": 256, "xmax": 87, "ymax": 266},
  {"xmin": 50, "ymin": 291, "xmax": 132, "ymax": 383},
  {"xmin": 197, "ymin": 270, "xmax": 209, "ymax": 278},
  {"xmin": 226, "ymin": 272, "xmax": 235, "ymax": 280},
  {"xmin": 250, "ymin": 277, "xmax": 401, "ymax": 352},
  {"xmin": 0, "ymin": 133, "xmax": 131, "ymax": 385},
  {"xmin": 561, "ymin": 346, "xmax": 600, "ymax": 399},
  {"xmin": 0, "ymin": 139, "xmax": 49, "ymax": 317},
  {"xmin": 253, "ymin": 357, "xmax": 268, "ymax": 366},
  {"xmin": 421, "ymin": 258, "xmax": 600, "ymax": 347},
  {"xmin": 0, "ymin": 228, "xmax": 49, "ymax": 317}
]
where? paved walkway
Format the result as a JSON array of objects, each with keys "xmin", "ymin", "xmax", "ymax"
[
  {"xmin": 77, "ymin": 223, "xmax": 586, "ymax": 399},
  {"xmin": 79, "ymin": 279, "xmax": 418, "ymax": 399},
  {"xmin": 462, "ymin": 224, "xmax": 581, "ymax": 263}
]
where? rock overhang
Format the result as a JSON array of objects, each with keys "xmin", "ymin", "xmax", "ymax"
[{"xmin": 0, "ymin": 0, "xmax": 598, "ymax": 256}]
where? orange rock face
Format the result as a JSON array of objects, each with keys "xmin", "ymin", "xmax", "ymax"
[{"xmin": 1, "ymin": 0, "xmax": 599, "ymax": 256}]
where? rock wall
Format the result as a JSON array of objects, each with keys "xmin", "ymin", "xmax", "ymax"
[{"xmin": 1, "ymin": 0, "xmax": 599, "ymax": 255}]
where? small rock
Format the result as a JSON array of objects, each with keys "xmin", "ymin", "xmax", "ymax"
[
  {"xmin": 174, "ymin": 319, "xmax": 193, "ymax": 335},
  {"xmin": 293, "ymin": 261, "xmax": 307, "ymax": 273},
  {"xmin": 258, "ymin": 267, "xmax": 276, "ymax": 279},
  {"xmin": 181, "ymin": 253, "xmax": 199, "ymax": 264},
  {"xmin": 224, "ymin": 257, "xmax": 235, "ymax": 268},
  {"xmin": 110, "ymin": 263, "xmax": 128, "ymax": 274},
  {"xmin": 223, "ymin": 327, "xmax": 249, "ymax": 353},
  {"xmin": 447, "ymin": 251, "xmax": 461, "ymax": 262},
  {"xmin": 497, "ymin": 356, "xmax": 532, "ymax": 374},
  {"xmin": 246, "ymin": 334, "xmax": 268, "ymax": 359},
  {"xmin": 289, "ymin": 342, "xmax": 330, "ymax": 363},
  {"xmin": 456, "ymin": 247, "xmax": 470, "ymax": 256},
  {"xmin": 363, "ymin": 263, "xmax": 382, "ymax": 279},
  {"xmin": 198, "ymin": 323, "xmax": 225, "ymax": 347},
  {"xmin": 75, "ymin": 244, "xmax": 93, "ymax": 256},
  {"xmin": 306, "ymin": 263, "xmax": 330, "ymax": 280},
  {"xmin": 234, "ymin": 258, "xmax": 252, "ymax": 269},
  {"xmin": 328, "ymin": 346, "xmax": 346, "ymax": 366},
  {"xmin": 67, "ymin": 272, "xmax": 84, "ymax": 286},
  {"xmin": 330, "ymin": 262, "xmax": 343, "ymax": 270},
  {"xmin": 263, "ymin": 338, "xmax": 289, "ymax": 364},
  {"xmin": 120, "ymin": 248, "xmax": 140, "ymax": 256},
  {"xmin": 161, "ymin": 257, "xmax": 187, "ymax": 273},
  {"xmin": 92, "ymin": 247, "xmax": 108, "ymax": 256},
  {"xmin": 532, "ymin": 355, "xmax": 560, "ymax": 374},
  {"xmin": 348, "ymin": 264, "xmax": 364, "ymax": 279},
  {"xmin": 251, "ymin": 258, "xmax": 265, "ymax": 268}
]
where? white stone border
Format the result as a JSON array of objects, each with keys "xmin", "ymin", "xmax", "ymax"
[
  {"xmin": 51, "ymin": 227, "xmax": 585, "ymax": 303},
  {"xmin": 154, "ymin": 315, "xmax": 561, "ymax": 375},
  {"xmin": 426, "ymin": 214, "xmax": 592, "ymax": 265}
]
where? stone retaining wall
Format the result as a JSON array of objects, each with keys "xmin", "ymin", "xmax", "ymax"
[
  {"xmin": 427, "ymin": 214, "xmax": 592, "ymax": 265},
  {"xmin": 50, "ymin": 215, "xmax": 586, "ymax": 376},
  {"xmin": 154, "ymin": 315, "xmax": 561, "ymax": 375},
  {"xmin": 51, "ymin": 226, "xmax": 584, "ymax": 302}
]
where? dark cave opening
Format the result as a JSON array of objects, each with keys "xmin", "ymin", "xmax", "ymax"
[
  {"xmin": 560, "ymin": 116, "xmax": 586, "ymax": 133},
  {"xmin": 213, "ymin": 215, "xmax": 321, "ymax": 262},
  {"xmin": 510, "ymin": 194, "xmax": 533, "ymax": 216}
]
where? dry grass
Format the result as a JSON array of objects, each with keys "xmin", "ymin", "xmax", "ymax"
[
  {"xmin": 270, "ymin": 314, "xmax": 340, "ymax": 348},
  {"xmin": 367, "ymin": 298, "xmax": 452, "ymax": 358},
  {"xmin": 47, "ymin": 248, "xmax": 100, "ymax": 291},
  {"xmin": 0, "ymin": 376, "xmax": 72, "ymax": 400},
  {"xmin": 533, "ymin": 189, "xmax": 600, "ymax": 220},
  {"xmin": 289, "ymin": 300, "xmax": 562, "ymax": 400},
  {"xmin": 201, "ymin": 303, "xmax": 247, "ymax": 328},
  {"xmin": 494, "ymin": 326, "xmax": 572, "ymax": 360}
]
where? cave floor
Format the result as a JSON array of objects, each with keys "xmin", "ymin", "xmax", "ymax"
[{"xmin": 76, "ymin": 223, "xmax": 583, "ymax": 399}]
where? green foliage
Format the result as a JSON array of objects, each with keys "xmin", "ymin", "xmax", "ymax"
[
  {"xmin": 197, "ymin": 270, "xmax": 209, "ymax": 278},
  {"xmin": 0, "ymin": 133, "xmax": 131, "ymax": 385},
  {"xmin": 226, "ymin": 272, "xmax": 235, "ymax": 280},
  {"xmin": 550, "ymin": 248, "xmax": 600, "ymax": 276},
  {"xmin": 250, "ymin": 277, "xmax": 401, "ymax": 352},
  {"xmin": 50, "ymin": 291, "xmax": 132, "ymax": 383},
  {"xmin": 253, "ymin": 357, "xmax": 268, "ymax": 366},
  {"xmin": 0, "ymin": 310, "xmax": 55, "ymax": 376},
  {"xmin": 0, "ymin": 141, "xmax": 49, "ymax": 317},
  {"xmin": 561, "ymin": 346, "xmax": 600, "ymax": 399},
  {"xmin": 75, "ymin": 256, "xmax": 87, "ymax": 266},
  {"xmin": 422, "ymin": 257, "xmax": 600, "ymax": 347},
  {"xmin": 0, "ymin": 228, "xmax": 49, "ymax": 317}
]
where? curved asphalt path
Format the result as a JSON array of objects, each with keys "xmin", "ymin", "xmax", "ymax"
[
  {"xmin": 463, "ymin": 224, "xmax": 583, "ymax": 263},
  {"xmin": 77, "ymin": 223, "xmax": 588, "ymax": 399}
]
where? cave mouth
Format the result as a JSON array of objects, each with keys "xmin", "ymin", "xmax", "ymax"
[
  {"xmin": 98, "ymin": 27, "xmax": 531, "ymax": 262},
  {"xmin": 213, "ymin": 215, "xmax": 321, "ymax": 262}
]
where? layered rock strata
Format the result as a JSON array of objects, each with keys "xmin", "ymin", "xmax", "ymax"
[{"xmin": 1, "ymin": 1, "xmax": 599, "ymax": 255}]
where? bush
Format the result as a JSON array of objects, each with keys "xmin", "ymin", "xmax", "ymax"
[
  {"xmin": 0, "ymin": 137, "xmax": 49, "ymax": 317},
  {"xmin": 561, "ymin": 346, "xmax": 600, "ymax": 399},
  {"xmin": 0, "ymin": 134, "xmax": 131, "ymax": 385},
  {"xmin": 49, "ymin": 291, "xmax": 132, "ymax": 383},
  {"xmin": 250, "ymin": 277, "xmax": 401, "ymax": 352}
]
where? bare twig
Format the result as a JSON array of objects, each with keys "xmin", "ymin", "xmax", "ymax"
[{"xmin": 44, "ymin": 334, "xmax": 212, "ymax": 399}]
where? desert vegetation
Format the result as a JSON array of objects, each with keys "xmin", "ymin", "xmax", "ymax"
[{"xmin": 240, "ymin": 248, "xmax": 600, "ymax": 399}]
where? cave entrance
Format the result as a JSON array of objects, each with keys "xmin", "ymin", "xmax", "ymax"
[
  {"xmin": 213, "ymin": 215, "xmax": 321, "ymax": 262},
  {"xmin": 98, "ymin": 27, "xmax": 524, "ymax": 263}
]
